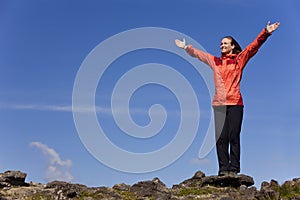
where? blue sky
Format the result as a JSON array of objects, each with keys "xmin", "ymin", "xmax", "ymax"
[{"xmin": 0, "ymin": 0, "xmax": 299, "ymax": 189}]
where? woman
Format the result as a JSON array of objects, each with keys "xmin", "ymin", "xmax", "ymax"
[{"xmin": 175, "ymin": 21, "xmax": 280, "ymax": 176}]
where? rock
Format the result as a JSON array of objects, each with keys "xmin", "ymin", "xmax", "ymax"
[
  {"xmin": 270, "ymin": 179, "xmax": 279, "ymax": 188},
  {"xmin": 112, "ymin": 182, "xmax": 131, "ymax": 191},
  {"xmin": 192, "ymin": 171, "xmax": 206, "ymax": 179},
  {"xmin": 293, "ymin": 178, "xmax": 300, "ymax": 183},
  {"xmin": 130, "ymin": 177, "xmax": 170, "ymax": 199},
  {"xmin": 0, "ymin": 170, "xmax": 29, "ymax": 188},
  {"xmin": 0, "ymin": 169, "xmax": 300, "ymax": 199},
  {"xmin": 173, "ymin": 170, "xmax": 254, "ymax": 189},
  {"xmin": 172, "ymin": 171, "xmax": 206, "ymax": 189},
  {"xmin": 220, "ymin": 197, "xmax": 234, "ymax": 200},
  {"xmin": 239, "ymin": 185, "xmax": 257, "ymax": 196},
  {"xmin": 260, "ymin": 181, "xmax": 270, "ymax": 190},
  {"xmin": 279, "ymin": 179, "xmax": 300, "ymax": 199},
  {"xmin": 46, "ymin": 180, "xmax": 87, "ymax": 198},
  {"xmin": 258, "ymin": 179, "xmax": 281, "ymax": 200},
  {"xmin": 201, "ymin": 174, "xmax": 254, "ymax": 188},
  {"xmin": 90, "ymin": 186, "xmax": 123, "ymax": 199}
]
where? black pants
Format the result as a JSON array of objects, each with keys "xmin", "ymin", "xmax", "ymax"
[{"xmin": 213, "ymin": 105, "xmax": 244, "ymax": 174}]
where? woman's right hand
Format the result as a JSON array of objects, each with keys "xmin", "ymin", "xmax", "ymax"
[
  {"xmin": 266, "ymin": 21, "xmax": 280, "ymax": 33},
  {"xmin": 175, "ymin": 38, "xmax": 186, "ymax": 49}
]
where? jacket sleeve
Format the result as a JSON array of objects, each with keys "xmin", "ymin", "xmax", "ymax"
[
  {"xmin": 238, "ymin": 28, "xmax": 272, "ymax": 69},
  {"xmin": 185, "ymin": 45, "xmax": 215, "ymax": 69}
]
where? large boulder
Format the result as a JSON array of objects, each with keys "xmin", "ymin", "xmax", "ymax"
[
  {"xmin": 46, "ymin": 180, "xmax": 87, "ymax": 198},
  {"xmin": 0, "ymin": 170, "xmax": 28, "ymax": 188},
  {"xmin": 173, "ymin": 170, "xmax": 254, "ymax": 189},
  {"xmin": 201, "ymin": 174, "xmax": 254, "ymax": 188},
  {"xmin": 130, "ymin": 177, "xmax": 171, "ymax": 199}
]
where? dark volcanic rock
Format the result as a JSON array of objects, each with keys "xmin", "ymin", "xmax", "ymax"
[
  {"xmin": 173, "ymin": 170, "xmax": 254, "ymax": 189},
  {"xmin": 201, "ymin": 174, "xmax": 254, "ymax": 188},
  {"xmin": 46, "ymin": 180, "xmax": 87, "ymax": 198},
  {"xmin": 113, "ymin": 182, "xmax": 131, "ymax": 191},
  {"xmin": 130, "ymin": 177, "xmax": 171, "ymax": 199},
  {"xmin": 1, "ymin": 169, "xmax": 300, "ymax": 199},
  {"xmin": 0, "ymin": 170, "xmax": 29, "ymax": 188}
]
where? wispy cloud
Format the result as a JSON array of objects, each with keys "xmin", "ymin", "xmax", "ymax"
[
  {"xmin": 0, "ymin": 103, "xmax": 111, "ymax": 114},
  {"xmin": 30, "ymin": 141, "xmax": 73, "ymax": 182},
  {"xmin": 11, "ymin": 104, "xmax": 74, "ymax": 112},
  {"xmin": 0, "ymin": 103, "xmax": 180, "ymax": 115},
  {"xmin": 1, "ymin": 102, "xmax": 210, "ymax": 118}
]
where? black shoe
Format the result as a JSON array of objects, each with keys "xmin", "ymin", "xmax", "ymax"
[
  {"xmin": 218, "ymin": 171, "xmax": 229, "ymax": 176},
  {"xmin": 228, "ymin": 171, "xmax": 238, "ymax": 177}
]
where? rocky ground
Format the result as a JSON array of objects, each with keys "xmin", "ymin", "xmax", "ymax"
[{"xmin": 0, "ymin": 170, "xmax": 300, "ymax": 200}]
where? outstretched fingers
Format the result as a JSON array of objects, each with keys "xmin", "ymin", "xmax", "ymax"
[
  {"xmin": 266, "ymin": 21, "xmax": 280, "ymax": 33},
  {"xmin": 175, "ymin": 38, "xmax": 186, "ymax": 49}
]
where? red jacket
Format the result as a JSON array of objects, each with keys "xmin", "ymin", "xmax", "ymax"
[{"xmin": 186, "ymin": 29, "xmax": 271, "ymax": 106}]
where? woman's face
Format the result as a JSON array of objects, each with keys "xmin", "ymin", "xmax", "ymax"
[{"xmin": 220, "ymin": 38, "xmax": 235, "ymax": 55}]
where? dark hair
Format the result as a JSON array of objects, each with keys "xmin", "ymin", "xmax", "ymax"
[{"xmin": 223, "ymin": 36, "xmax": 242, "ymax": 54}]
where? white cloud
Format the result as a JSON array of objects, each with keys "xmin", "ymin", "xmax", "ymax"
[
  {"xmin": 0, "ymin": 103, "xmax": 111, "ymax": 114},
  {"xmin": 0, "ymin": 103, "xmax": 180, "ymax": 115},
  {"xmin": 30, "ymin": 141, "xmax": 73, "ymax": 182},
  {"xmin": 1, "ymin": 102, "xmax": 209, "ymax": 119}
]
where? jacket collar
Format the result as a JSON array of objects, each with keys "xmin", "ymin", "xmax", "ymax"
[{"xmin": 221, "ymin": 53, "xmax": 237, "ymax": 59}]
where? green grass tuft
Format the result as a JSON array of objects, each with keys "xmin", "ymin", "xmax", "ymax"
[
  {"xmin": 116, "ymin": 190, "xmax": 137, "ymax": 200},
  {"xmin": 279, "ymin": 182, "xmax": 300, "ymax": 199},
  {"xmin": 176, "ymin": 188, "xmax": 210, "ymax": 196}
]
